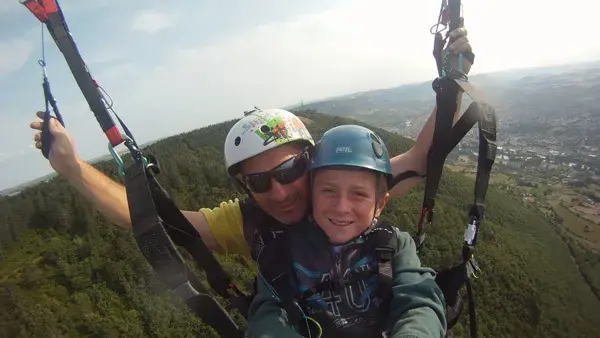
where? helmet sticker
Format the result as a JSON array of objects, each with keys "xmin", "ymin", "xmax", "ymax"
[
  {"xmin": 254, "ymin": 115, "xmax": 311, "ymax": 147},
  {"xmin": 290, "ymin": 116, "xmax": 312, "ymax": 141},
  {"xmin": 255, "ymin": 116, "xmax": 289, "ymax": 146},
  {"xmin": 241, "ymin": 114, "xmax": 269, "ymax": 135}
]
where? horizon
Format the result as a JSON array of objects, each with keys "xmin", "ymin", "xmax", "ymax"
[
  {"xmin": 1, "ymin": 59, "xmax": 597, "ymax": 194},
  {"xmin": 1, "ymin": 58, "xmax": 597, "ymax": 194},
  {"xmin": 1, "ymin": 0, "xmax": 599, "ymax": 190}
]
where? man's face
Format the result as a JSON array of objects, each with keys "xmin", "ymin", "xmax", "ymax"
[{"xmin": 240, "ymin": 143, "xmax": 311, "ymax": 225}]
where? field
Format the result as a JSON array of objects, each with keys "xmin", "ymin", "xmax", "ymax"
[{"xmin": 447, "ymin": 163, "xmax": 600, "ymax": 252}]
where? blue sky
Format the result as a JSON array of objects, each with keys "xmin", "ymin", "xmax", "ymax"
[{"xmin": 1, "ymin": 0, "xmax": 599, "ymax": 190}]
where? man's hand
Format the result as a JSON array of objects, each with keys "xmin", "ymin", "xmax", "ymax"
[
  {"xmin": 30, "ymin": 111, "xmax": 81, "ymax": 176},
  {"xmin": 445, "ymin": 18, "xmax": 473, "ymax": 75}
]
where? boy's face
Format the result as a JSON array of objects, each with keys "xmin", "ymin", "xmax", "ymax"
[{"xmin": 311, "ymin": 168, "xmax": 389, "ymax": 244}]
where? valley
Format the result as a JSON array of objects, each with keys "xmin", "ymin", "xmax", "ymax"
[{"xmin": 296, "ymin": 61, "xmax": 600, "ymax": 252}]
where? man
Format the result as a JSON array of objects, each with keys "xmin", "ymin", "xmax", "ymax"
[{"xmin": 29, "ymin": 27, "xmax": 473, "ymax": 264}]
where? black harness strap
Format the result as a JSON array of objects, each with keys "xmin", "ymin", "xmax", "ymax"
[
  {"xmin": 415, "ymin": 77, "xmax": 482, "ymax": 251},
  {"xmin": 412, "ymin": 84, "xmax": 494, "ymax": 338},
  {"xmin": 125, "ymin": 159, "xmax": 247, "ymax": 338},
  {"xmin": 410, "ymin": 1, "xmax": 498, "ymax": 337},
  {"xmin": 148, "ymin": 167, "xmax": 252, "ymax": 316},
  {"xmin": 389, "ymin": 170, "xmax": 426, "ymax": 188},
  {"xmin": 461, "ymin": 93, "xmax": 497, "ymax": 338}
]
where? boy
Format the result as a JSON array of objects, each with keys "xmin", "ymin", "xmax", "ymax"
[{"xmin": 246, "ymin": 124, "xmax": 447, "ymax": 338}]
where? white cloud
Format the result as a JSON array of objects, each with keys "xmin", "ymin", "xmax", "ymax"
[
  {"xmin": 129, "ymin": 0, "xmax": 440, "ymax": 127},
  {"xmin": 131, "ymin": 10, "xmax": 175, "ymax": 33},
  {"xmin": 124, "ymin": 0, "xmax": 600, "ymax": 130},
  {"xmin": 0, "ymin": 38, "xmax": 34, "ymax": 76}
]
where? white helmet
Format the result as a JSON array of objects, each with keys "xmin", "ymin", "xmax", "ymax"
[{"xmin": 224, "ymin": 108, "xmax": 315, "ymax": 177}]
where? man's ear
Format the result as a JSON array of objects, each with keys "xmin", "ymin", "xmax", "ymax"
[{"xmin": 374, "ymin": 192, "xmax": 390, "ymax": 218}]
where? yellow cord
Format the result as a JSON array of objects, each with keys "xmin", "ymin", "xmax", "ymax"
[{"xmin": 306, "ymin": 316, "xmax": 323, "ymax": 338}]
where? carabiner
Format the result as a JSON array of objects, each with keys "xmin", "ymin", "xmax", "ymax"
[{"xmin": 109, "ymin": 134, "xmax": 148, "ymax": 178}]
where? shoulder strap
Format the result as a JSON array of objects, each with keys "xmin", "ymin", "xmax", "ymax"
[
  {"xmin": 365, "ymin": 222, "xmax": 397, "ymax": 275},
  {"xmin": 240, "ymin": 198, "xmax": 262, "ymax": 249},
  {"xmin": 255, "ymin": 230, "xmax": 307, "ymax": 326},
  {"xmin": 240, "ymin": 197, "xmax": 286, "ymax": 261},
  {"xmin": 369, "ymin": 222, "xmax": 398, "ymax": 293}
]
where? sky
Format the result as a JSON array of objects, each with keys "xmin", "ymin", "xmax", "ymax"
[{"xmin": 1, "ymin": 0, "xmax": 599, "ymax": 191}]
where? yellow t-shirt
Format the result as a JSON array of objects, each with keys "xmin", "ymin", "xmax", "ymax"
[{"xmin": 199, "ymin": 199, "xmax": 255, "ymax": 268}]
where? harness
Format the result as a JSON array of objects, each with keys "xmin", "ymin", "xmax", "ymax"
[
  {"xmin": 21, "ymin": 2, "xmax": 250, "ymax": 337},
  {"xmin": 257, "ymin": 217, "xmax": 482, "ymax": 338},
  {"xmin": 239, "ymin": 198, "xmax": 287, "ymax": 262},
  {"xmin": 410, "ymin": 1, "xmax": 498, "ymax": 337},
  {"xmin": 257, "ymin": 220, "xmax": 398, "ymax": 338}
]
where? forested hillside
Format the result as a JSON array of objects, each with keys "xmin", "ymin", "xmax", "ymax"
[{"xmin": 0, "ymin": 111, "xmax": 599, "ymax": 337}]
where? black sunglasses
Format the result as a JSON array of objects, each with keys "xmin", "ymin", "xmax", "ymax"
[{"xmin": 243, "ymin": 151, "xmax": 309, "ymax": 193}]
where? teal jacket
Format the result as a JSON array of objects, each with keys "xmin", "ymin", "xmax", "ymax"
[{"xmin": 245, "ymin": 220, "xmax": 447, "ymax": 338}]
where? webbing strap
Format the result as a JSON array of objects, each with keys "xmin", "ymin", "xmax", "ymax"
[
  {"xmin": 389, "ymin": 170, "xmax": 426, "ymax": 188},
  {"xmin": 415, "ymin": 77, "xmax": 484, "ymax": 251},
  {"xmin": 424, "ymin": 2, "xmax": 496, "ymax": 337},
  {"xmin": 22, "ymin": 0, "xmax": 124, "ymax": 146},
  {"xmin": 415, "ymin": 76, "xmax": 496, "ymax": 338},
  {"xmin": 124, "ymin": 160, "xmax": 245, "ymax": 338},
  {"xmin": 146, "ymin": 170, "xmax": 232, "ymax": 293},
  {"xmin": 461, "ymin": 98, "xmax": 496, "ymax": 338}
]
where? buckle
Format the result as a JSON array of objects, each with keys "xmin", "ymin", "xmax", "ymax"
[
  {"xmin": 466, "ymin": 257, "xmax": 481, "ymax": 279},
  {"xmin": 464, "ymin": 218, "xmax": 478, "ymax": 246}
]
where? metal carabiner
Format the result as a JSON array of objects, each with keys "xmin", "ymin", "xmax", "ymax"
[{"xmin": 109, "ymin": 134, "xmax": 148, "ymax": 178}]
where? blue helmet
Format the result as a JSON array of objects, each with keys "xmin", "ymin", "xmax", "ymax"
[{"xmin": 309, "ymin": 124, "xmax": 392, "ymax": 185}]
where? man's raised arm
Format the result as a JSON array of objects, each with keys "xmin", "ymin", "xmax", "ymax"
[
  {"xmin": 29, "ymin": 111, "xmax": 220, "ymax": 251},
  {"xmin": 388, "ymin": 25, "xmax": 472, "ymax": 199}
]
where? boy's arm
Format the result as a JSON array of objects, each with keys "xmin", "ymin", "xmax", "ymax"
[
  {"xmin": 245, "ymin": 277, "xmax": 305, "ymax": 338},
  {"xmin": 387, "ymin": 230, "xmax": 447, "ymax": 338}
]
